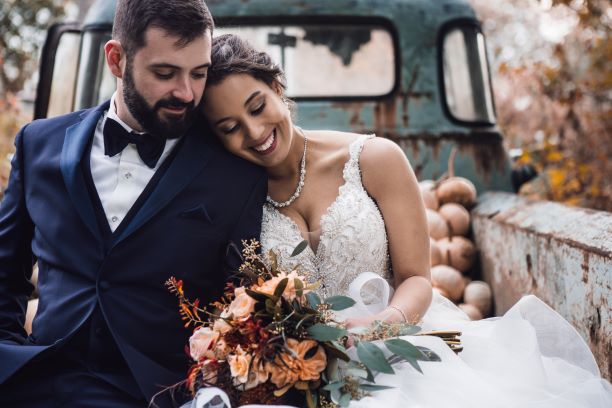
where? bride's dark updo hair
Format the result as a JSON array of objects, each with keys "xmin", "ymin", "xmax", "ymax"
[{"xmin": 207, "ymin": 34, "xmax": 287, "ymax": 92}]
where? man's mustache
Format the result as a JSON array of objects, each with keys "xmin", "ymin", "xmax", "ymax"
[{"xmin": 155, "ymin": 98, "xmax": 195, "ymax": 112}]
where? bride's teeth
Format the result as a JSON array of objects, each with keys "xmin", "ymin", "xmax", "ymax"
[{"xmin": 253, "ymin": 132, "xmax": 275, "ymax": 152}]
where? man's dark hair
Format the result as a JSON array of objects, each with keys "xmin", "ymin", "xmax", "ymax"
[{"xmin": 112, "ymin": 0, "xmax": 214, "ymax": 56}]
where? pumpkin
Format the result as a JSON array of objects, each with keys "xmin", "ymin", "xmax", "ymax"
[
  {"xmin": 430, "ymin": 238, "xmax": 442, "ymax": 266},
  {"xmin": 426, "ymin": 209, "xmax": 449, "ymax": 240},
  {"xmin": 436, "ymin": 177, "xmax": 477, "ymax": 208},
  {"xmin": 436, "ymin": 147, "xmax": 477, "ymax": 208},
  {"xmin": 419, "ymin": 180, "xmax": 439, "ymax": 210},
  {"xmin": 464, "ymin": 281, "xmax": 492, "ymax": 316},
  {"xmin": 431, "ymin": 265, "xmax": 465, "ymax": 302},
  {"xmin": 438, "ymin": 203, "xmax": 470, "ymax": 236},
  {"xmin": 437, "ymin": 236, "xmax": 476, "ymax": 272}
]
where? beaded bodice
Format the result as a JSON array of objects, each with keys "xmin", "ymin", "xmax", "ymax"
[{"xmin": 260, "ymin": 135, "xmax": 392, "ymax": 301}]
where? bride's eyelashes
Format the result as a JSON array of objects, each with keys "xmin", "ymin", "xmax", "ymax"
[{"xmin": 218, "ymin": 99, "xmax": 267, "ymax": 135}]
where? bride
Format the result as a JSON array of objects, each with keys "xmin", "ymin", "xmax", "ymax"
[{"xmin": 199, "ymin": 34, "xmax": 612, "ymax": 407}]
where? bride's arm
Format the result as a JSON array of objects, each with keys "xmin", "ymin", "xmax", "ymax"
[{"xmin": 347, "ymin": 137, "xmax": 432, "ymax": 328}]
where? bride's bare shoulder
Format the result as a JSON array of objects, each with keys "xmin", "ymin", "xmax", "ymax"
[{"xmin": 305, "ymin": 130, "xmax": 363, "ymax": 162}]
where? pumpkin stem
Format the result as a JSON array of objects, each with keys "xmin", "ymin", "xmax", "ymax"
[{"xmin": 447, "ymin": 147, "xmax": 458, "ymax": 178}]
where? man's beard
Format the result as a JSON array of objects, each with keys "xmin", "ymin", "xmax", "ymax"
[{"xmin": 122, "ymin": 63, "xmax": 196, "ymax": 139}]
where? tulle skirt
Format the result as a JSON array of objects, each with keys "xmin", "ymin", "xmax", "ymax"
[{"xmin": 347, "ymin": 293, "xmax": 612, "ymax": 408}]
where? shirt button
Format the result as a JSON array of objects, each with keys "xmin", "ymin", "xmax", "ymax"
[
  {"xmin": 99, "ymin": 280, "xmax": 110, "ymax": 291},
  {"xmin": 111, "ymin": 216, "xmax": 119, "ymax": 223},
  {"xmin": 124, "ymin": 171, "xmax": 132, "ymax": 180}
]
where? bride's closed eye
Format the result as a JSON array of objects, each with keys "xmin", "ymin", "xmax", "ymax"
[{"xmin": 217, "ymin": 99, "xmax": 267, "ymax": 135}]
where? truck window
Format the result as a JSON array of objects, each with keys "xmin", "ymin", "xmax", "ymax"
[
  {"xmin": 215, "ymin": 24, "xmax": 396, "ymax": 98},
  {"xmin": 74, "ymin": 30, "xmax": 112, "ymax": 110},
  {"xmin": 442, "ymin": 25, "xmax": 495, "ymax": 124},
  {"xmin": 47, "ymin": 31, "xmax": 80, "ymax": 118}
]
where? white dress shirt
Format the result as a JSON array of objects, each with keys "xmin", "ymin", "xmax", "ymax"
[{"xmin": 90, "ymin": 93, "xmax": 179, "ymax": 232}]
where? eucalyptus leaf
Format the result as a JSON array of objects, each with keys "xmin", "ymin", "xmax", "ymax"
[
  {"xmin": 295, "ymin": 278, "xmax": 304, "ymax": 297},
  {"xmin": 306, "ymin": 292, "xmax": 321, "ymax": 308},
  {"xmin": 323, "ymin": 342, "xmax": 351, "ymax": 362},
  {"xmin": 322, "ymin": 380, "xmax": 345, "ymax": 392},
  {"xmin": 307, "ymin": 324, "xmax": 348, "ymax": 342},
  {"xmin": 346, "ymin": 366, "xmax": 369, "ymax": 379},
  {"xmin": 339, "ymin": 392, "xmax": 351, "ymax": 407},
  {"xmin": 359, "ymin": 384, "xmax": 395, "ymax": 392},
  {"xmin": 384, "ymin": 338, "xmax": 426, "ymax": 360},
  {"xmin": 323, "ymin": 295, "xmax": 356, "ymax": 311},
  {"xmin": 416, "ymin": 346, "xmax": 441, "ymax": 362},
  {"xmin": 291, "ymin": 240, "xmax": 309, "ymax": 257},
  {"xmin": 357, "ymin": 342, "xmax": 395, "ymax": 374},
  {"xmin": 245, "ymin": 288, "xmax": 272, "ymax": 302},
  {"xmin": 273, "ymin": 277, "xmax": 289, "ymax": 300}
]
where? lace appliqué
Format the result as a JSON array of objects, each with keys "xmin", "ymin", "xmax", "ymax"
[{"xmin": 260, "ymin": 135, "xmax": 392, "ymax": 302}]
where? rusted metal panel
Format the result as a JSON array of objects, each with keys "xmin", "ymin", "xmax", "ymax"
[{"xmin": 472, "ymin": 192, "xmax": 612, "ymax": 380}]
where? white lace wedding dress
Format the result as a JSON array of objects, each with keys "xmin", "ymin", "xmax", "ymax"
[{"xmin": 261, "ymin": 135, "xmax": 612, "ymax": 407}]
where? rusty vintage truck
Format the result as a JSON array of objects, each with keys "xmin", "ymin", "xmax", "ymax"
[{"xmin": 32, "ymin": 0, "xmax": 611, "ymax": 378}]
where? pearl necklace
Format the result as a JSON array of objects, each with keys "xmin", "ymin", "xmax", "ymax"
[{"xmin": 266, "ymin": 129, "xmax": 307, "ymax": 208}]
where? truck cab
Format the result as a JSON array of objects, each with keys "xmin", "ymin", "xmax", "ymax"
[{"xmin": 36, "ymin": 0, "xmax": 511, "ymax": 194}]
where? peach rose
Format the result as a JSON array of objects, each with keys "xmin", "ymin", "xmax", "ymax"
[
  {"xmin": 256, "ymin": 271, "xmax": 309, "ymax": 302},
  {"xmin": 213, "ymin": 310, "xmax": 233, "ymax": 334},
  {"xmin": 227, "ymin": 346, "xmax": 268, "ymax": 390},
  {"xmin": 267, "ymin": 338, "xmax": 327, "ymax": 388},
  {"xmin": 189, "ymin": 326, "xmax": 219, "ymax": 362},
  {"xmin": 227, "ymin": 289, "xmax": 257, "ymax": 321},
  {"xmin": 228, "ymin": 346, "xmax": 251, "ymax": 385}
]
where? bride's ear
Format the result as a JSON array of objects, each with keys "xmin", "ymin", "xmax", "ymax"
[{"xmin": 271, "ymin": 80, "xmax": 284, "ymax": 98}]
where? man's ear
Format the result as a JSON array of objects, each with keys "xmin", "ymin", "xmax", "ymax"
[{"xmin": 104, "ymin": 40, "xmax": 125, "ymax": 79}]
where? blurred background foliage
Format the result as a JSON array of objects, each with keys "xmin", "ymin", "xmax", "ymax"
[
  {"xmin": 0, "ymin": 0, "xmax": 610, "ymax": 210},
  {"xmin": 471, "ymin": 0, "xmax": 611, "ymax": 211}
]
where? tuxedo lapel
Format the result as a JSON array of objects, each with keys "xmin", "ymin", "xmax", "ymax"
[
  {"xmin": 113, "ymin": 127, "xmax": 212, "ymax": 246},
  {"xmin": 60, "ymin": 103, "xmax": 108, "ymax": 240}
]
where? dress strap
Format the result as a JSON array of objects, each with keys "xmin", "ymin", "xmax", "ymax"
[{"xmin": 343, "ymin": 134, "xmax": 375, "ymax": 183}]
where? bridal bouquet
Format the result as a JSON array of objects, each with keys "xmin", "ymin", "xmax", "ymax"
[{"xmin": 167, "ymin": 240, "xmax": 441, "ymax": 407}]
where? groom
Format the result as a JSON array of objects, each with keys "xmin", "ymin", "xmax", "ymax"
[{"xmin": 0, "ymin": 0, "xmax": 266, "ymax": 406}]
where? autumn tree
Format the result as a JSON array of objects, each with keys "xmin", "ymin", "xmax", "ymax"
[
  {"xmin": 470, "ymin": 0, "xmax": 611, "ymax": 211},
  {"xmin": 0, "ymin": 0, "xmax": 66, "ymax": 97}
]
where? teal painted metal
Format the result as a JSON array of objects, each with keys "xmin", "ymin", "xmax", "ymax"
[{"xmin": 79, "ymin": 0, "xmax": 512, "ymax": 192}]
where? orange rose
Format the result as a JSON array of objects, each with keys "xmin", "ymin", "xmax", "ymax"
[
  {"xmin": 189, "ymin": 327, "xmax": 219, "ymax": 362},
  {"xmin": 267, "ymin": 338, "xmax": 327, "ymax": 388}
]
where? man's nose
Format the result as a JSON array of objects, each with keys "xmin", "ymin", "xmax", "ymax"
[{"xmin": 172, "ymin": 75, "xmax": 195, "ymax": 102}]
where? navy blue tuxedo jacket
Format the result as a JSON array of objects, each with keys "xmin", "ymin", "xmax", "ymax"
[{"xmin": 0, "ymin": 101, "xmax": 267, "ymax": 401}]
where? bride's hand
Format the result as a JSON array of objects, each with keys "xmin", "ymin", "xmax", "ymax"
[{"xmin": 344, "ymin": 315, "xmax": 378, "ymax": 330}]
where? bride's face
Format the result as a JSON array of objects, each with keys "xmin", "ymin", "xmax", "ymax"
[{"xmin": 201, "ymin": 73, "xmax": 293, "ymax": 168}]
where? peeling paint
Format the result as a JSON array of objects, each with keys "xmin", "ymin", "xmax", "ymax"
[{"xmin": 473, "ymin": 192, "xmax": 612, "ymax": 380}]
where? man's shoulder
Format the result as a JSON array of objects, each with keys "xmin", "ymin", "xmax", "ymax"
[
  {"xmin": 23, "ymin": 108, "xmax": 93, "ymax": 137},
  {"xmin": 200, "ymin": 133, "xmax": 266, "ymax": 182}
]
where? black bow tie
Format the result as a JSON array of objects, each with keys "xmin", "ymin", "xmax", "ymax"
[{"xmin": 103, "ymin": 118, "xmax": 166, "ymax": 168}]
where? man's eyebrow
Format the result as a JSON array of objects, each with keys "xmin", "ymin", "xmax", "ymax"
[
  {"xmin": 213, "ymin": 91, "xmax": 262, "ymax": 126},
  {"xmin": 149, "ymin": 63, "xmax": 211, "ymax": 70}
]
